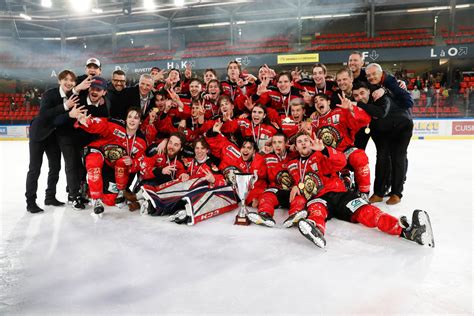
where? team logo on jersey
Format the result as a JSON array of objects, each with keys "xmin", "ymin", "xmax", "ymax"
[
  {"xmin": 102, "ymin": 144, "xmax": 126, "ymax": 163},
  {"xmin": 276, "ymin": 170, "xmax": 293, "ymax": 190},
  {"xmin": 316, "ymin": 125, "xmax": 342, "ymax": 149},
  {"xmin": 301, "ymin": 172, "xmax": 323, "ymax": 200}
]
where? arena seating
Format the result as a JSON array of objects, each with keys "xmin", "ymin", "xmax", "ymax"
[
  {"xmin": 0, "ymin": 93, "xmax": 39, "ymax": 123},
  {"xmin": 182, "ymin": 36, "xmax": 291, "ymax": 58},
  {"xmin": 308, "ymin": 28, "xmax": 434, "ymax": 51}
]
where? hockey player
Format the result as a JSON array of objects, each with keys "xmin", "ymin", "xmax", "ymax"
[
  {"xmin": 202, "ymin": 79, "xmax": 222, "ymax": 119},
  {"xmin": 247, "ymin": 133, "xmax": 297, "ymax": 227},
  {"xmin": 206, "ymin": 120, "xmax": 266, "ymax": 207},
  {"xmin": 312, "ymin": 92, "xmax": 372, "ymax": 200},
  {"xmin": 221, "ymin": 103, "xmax": 278, "ymax": 153},
  {"xmin": 293, "ymin": 63, "xmax": 337, "ymax": 114},
  {"xmin": 167, "ymin": 137, "xmax": 227, "ymax": 224},
  {"xmin": 253, "ymin": 72, "xmax": 302, "ymax": 124},
  {"xmin": 139, "ymin": 132, "xmax": 188, "ymax": 189},
  {"xmin": 221, "ymin": 60, "xmax": 253, "ymax": 103},
  {"xmin": 73, "ymin": 107, "xmax": 147, "ymax": 214},
  {"xmin": 289, "ymin": 132, "xmax": 434, "ymax": 249},
  {"xmin": 281, "ymin": 98, "xmax": 307, "ymax": 139}
]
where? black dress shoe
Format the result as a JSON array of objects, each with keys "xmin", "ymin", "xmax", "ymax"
[
  {"xmin": 27, "ymin": 202, "xmax": 44, "ymax": 213},
  {"xmin": 45, "ymin": 197, "xmax": 65, "ymax": 206}
]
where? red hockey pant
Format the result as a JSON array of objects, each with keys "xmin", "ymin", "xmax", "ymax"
[
  {"xmin": 85, "ymin": 152, "xmax": 130, "ymax": 200},
  {"xmin": 348, "ymin": 149, "xmax": 370, "ymax": 193}
]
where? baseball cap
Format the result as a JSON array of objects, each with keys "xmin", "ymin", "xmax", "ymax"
[
  {"xmin": 86, "ymin": 57, "xmax": 101, "ymax": 68},
  {"xmin": 90, "ymin": 76, "xmax": 107, "ymax": 90}
]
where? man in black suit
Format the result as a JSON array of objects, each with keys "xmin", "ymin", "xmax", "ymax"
[
  {"xmin": 107, "ymin": 69, "xmax": 127, "ymax": 119},
  {"xmin": 111, "ymin": 74, "xmax": 155, "ymax": 120},
  {"xmin": 25, "ymin": 70, "xmax": 80, "ymax": 213}
]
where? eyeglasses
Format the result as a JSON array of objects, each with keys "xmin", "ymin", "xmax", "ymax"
[{"xmin": 112, "ymin": 79, "xmax": 126, "ymax": 84}]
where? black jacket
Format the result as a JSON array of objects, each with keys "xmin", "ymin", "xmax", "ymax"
[
  {"xmin": 29, "ymin": 87, "xmax": 66, "ymax": 142},
  {"xmin": 110, "ymin": 85, "xmax": 155, "ymax": 120}
]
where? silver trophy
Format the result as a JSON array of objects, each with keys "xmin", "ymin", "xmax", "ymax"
[{"xmin": 233, "ymin": 171, "xmax": 257, "ymax": 225}]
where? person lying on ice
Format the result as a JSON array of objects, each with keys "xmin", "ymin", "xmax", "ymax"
[
  {"xmin": 73, "ymin": 107, "xmax": 147, "ymax": 215},
  {"xmin": 287, "ymin": 132, "xmax": 435, "ymax": 249}
]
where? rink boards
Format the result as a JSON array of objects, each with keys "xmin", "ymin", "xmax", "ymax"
[{"xmin": 1, "ymin": 118, "xmax": 473, "ymax": 141}]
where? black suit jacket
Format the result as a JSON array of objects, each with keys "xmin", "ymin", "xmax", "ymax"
[
  {"xmin": 112, "ymin": 85, "xmax": 155, "ymax": 120},
  {"xmin": 29, "ymin": 87, "xmax": 67, "ymax": 142}
]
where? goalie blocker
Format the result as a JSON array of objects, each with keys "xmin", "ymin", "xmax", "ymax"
[{"xmin": 140, "ymin": 177, "xmax": 239, "ymax": 225}]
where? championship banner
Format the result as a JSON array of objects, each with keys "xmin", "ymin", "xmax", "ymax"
[{"xmin": 142, "ymin": 178, "xmax": 238, "ymax": 225}]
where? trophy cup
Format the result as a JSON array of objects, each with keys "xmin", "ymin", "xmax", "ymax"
[{"xmin": 233, "ymin": 172, "xmax": 257, "ymax": 225}]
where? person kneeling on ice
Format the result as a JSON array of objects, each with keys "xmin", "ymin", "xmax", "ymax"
[
  {"xmin": 73, "ymin": 107, "xmax": 147, "ymax": 215},
  {"xmin": 288, "ymin": 132, "xmax": 434, "ymax": 249}
]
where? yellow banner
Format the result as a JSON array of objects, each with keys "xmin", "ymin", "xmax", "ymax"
[{"xmin": 277, "ymin": 53, "xmax": 319, "ymax": 64}]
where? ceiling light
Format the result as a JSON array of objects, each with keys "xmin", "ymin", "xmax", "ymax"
[
  {"xmin": 144, "ymin": 0, "xmax": 155, "ymax": 11},
  {"xmin": 41, "ymin": 0, "xmax": 52, "ymax": 8},
  {"xmin": 91, "ymin": 8, "xmax": 103, "ymax": 14},
  {"xmin": 70, "ymin": 0, "xmax": 90, "ymax": 12},
  {"xmin": 198, "ymin": 22, "xmax": 230, "ymax": 28},
  {"xmin": 116, "ymin": 29, "xmax": 154, "ymax": 35},
  {"xmin": 455, "ymin": 4, "xmax": 470, "ymax": 8},
  {"xmin": 175, "ymin": 0, "xmax": 185, "ymax": 7},
  {"xmin": 19, "ymin": 13, "xmax": 32, "ymax": 20}
]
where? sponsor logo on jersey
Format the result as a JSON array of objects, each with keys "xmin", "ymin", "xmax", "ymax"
[
  {"xmin": 332, "ymin": 114, "xmax": 340, "ymax": 124},
  {"xmin": 288, "ymin": 162, "xmax": 298, "ymax": 171},
  {"xmin": 227, "ymin": 145, "xmax": 241, "ymax": 158},
  {"xmin": 265, "ymin": 157, "xmax": 278, "ymax": 164},
  {"xmin": 113, "ymin": 129, "xmax": 126, "ymax": 139}
]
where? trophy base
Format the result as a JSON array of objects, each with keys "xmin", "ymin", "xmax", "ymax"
[{"xmin": 234, "ymin": 214, "xmax": 251, "ymax": 226}]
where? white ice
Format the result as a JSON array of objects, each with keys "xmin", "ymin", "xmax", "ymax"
[{"xmin": 1, "ymin": 140, "xmax": 472, "ymax": 314}]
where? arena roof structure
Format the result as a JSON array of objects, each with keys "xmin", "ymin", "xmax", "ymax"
[{"xmin": 0, "ymin": 0, "xmax": 471, "ymax": 40}]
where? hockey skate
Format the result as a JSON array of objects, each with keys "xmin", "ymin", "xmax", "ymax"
[
  {"xmin": 400, "ymin": 210, "xmax": 435, "ymax": 248},
  {"xmin": 282, "ymin": 210, "xmax": 308, "ymax": 228},
  {"xmin": 298, "ymin": 219, "xmax": 326, "ymax": 248},
  {"xmin": 93, "ymin": 199, "xmax": 104, "ymax": 215},
  {"xmin": 115, "ymin": 190, "xmax": 126, "ymax": 208},
  {"xmin": 247, "ymin": 212, "xmax": 276, "ymax": 228}
]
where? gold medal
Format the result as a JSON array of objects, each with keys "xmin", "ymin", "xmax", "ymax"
[
  {"xmin": 298, "ymin": 182, "xmax": 305, "ymax": 190},
  {"xmin": 364, "ymin": 127, "xmax": 370, "ymax": 134}
]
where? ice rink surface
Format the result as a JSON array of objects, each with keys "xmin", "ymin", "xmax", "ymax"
[{"xmin": 0, "ymin": 139, "xmax": 472, "ymax": 315}]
